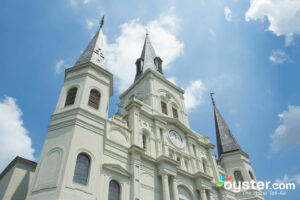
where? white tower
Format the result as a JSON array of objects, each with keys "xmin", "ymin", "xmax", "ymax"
[
  {"xmin": 211, "ymin": 94, "xmax": 262, "ymax": 199},
  {"xmin": 26, "ymin": 17, "xmax": 113, "ymax": 200}
]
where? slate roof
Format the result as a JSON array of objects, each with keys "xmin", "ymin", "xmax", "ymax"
[
  {"xmin": 213, "ymin": 104, "xmax": 242, "ymax": 157},
  {"xmin": 134, "ymin": 34, "xmax": 163, "ymax": 81},
  {"xmin": 75, "ymin": 24, "xmax": 105, "ymax": 68}
]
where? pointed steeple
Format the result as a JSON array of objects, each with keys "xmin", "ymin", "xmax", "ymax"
[
  {"xmin": 75, "ymin": 16, "xmax": 105, "ymax": 68},
  {"xmin": 210, "ymin": 93, "xmax": 242, "ymax": 157},
  {"xmin": 134, "ymin": 33, "xmax": 163, "ymax": 81}
]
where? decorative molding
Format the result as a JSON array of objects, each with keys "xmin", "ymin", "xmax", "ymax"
[{"xmin": 103, "ymin": 163, "xmax": 131, "ymax": 177}]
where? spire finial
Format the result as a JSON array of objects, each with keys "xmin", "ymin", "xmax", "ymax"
[
  {"xmin": 144, "ymin": 27, "xmax": 149, "ymax": 36},
  {"xmin": 100, "ymin": 15, "xmax": 105, "ymax": 29},
  {"xmin": 210, "ymin": 92, "xmax": 215, "ymax": 106}
]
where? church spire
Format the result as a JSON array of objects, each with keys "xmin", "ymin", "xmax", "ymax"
[
  {"xmin": 210, "ymin": 93, "xmax": 242, "ymax": 158},
  {"xmin": 134, "ymin": 33, "xmax": 163, "ymax": 81},
  {"xmin": 75, "ymin": 16, "xmax": 105, "ymax": 68}
]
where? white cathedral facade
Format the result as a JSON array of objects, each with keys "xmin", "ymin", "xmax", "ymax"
[{"xmin": 0, "ymin": 19, "xmax": 264, "ymax": 200}]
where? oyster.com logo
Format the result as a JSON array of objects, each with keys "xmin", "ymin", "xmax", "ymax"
[{"xmin": 216, "ymin": 174, "xmax": 231, "ymax": 187}]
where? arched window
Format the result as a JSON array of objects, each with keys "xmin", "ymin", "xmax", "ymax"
[
  {"xmin": 205, "ymin": 189, "xmax": 210, "ymax": 200},
  {"xmin": 172, "ymin": 107, "xmax": 178, "ymax": 118},
  {"xmin": 176, "ymin": 156, "xmax": 181, "ymax": 168},
  {"xmin": 142, "ymin": 134, "xmax": 147, "ymax": 150},
  {"xmin": 154, "ymin": 57, "xmax": 163, "ymax": 74},
  {"xmin": 184, "ymin": 159, "xmax": 189, "ymax": 171},
  {"xmin": 234, "ymin": 170, "xmax": 244, "ymax": 184},
  {"xmin": 88, "ymin": 89, "xmax": 101, "ymax": 109},
  {"xmin": 249, "ymin": 170, "xmax": 255, "ymax": 180},
  {"xmin": 73, "ymin": 153, "xmax": 90, "ymax": 185},
  {"xmin": 202, "ymin": 159, "xmax": 209, "ymax": 174},
  {"xmin": 161, "ymin": 101, "xmax": 168, "ymax": 115},
  {"xmin": 202, "ymin": 161, "xmax": 207, "ymax": 173},
  {"xmin": 135, "ymin": 58, "xmax": 144, "ymax": 75},
  {"xmin": 65, "ymin": 87, "xmax": 77, "ymax": 106},
  {"xmin": 108, "ymin": 180, "xmax": 120, "ymax": 200}
]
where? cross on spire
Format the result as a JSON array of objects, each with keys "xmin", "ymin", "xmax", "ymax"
[
  {"xmin": 211, "ymin": 93, "xmax": 242, "ymax": 158},
  {"xmin": 100, "ymin": 15, "xmax": 105, "ymax": 29},
  {"xmin": 74, "ymin": 15, "xmax": 105, "ymax": 68},
  {"xmin": 210, "ymin": 92, "xmax": 215, "ymax": 106},
  {"xmin": 145, "ymin": 27, "xmax": 149, "ymax": 35}
]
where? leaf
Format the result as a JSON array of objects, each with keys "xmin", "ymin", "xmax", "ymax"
[
  {"xmin": 216, "ymin": 182, "xmax": 224, "ymax": 187},
  {"xmin": 220, "ymin": 174, "xmax": 225, "ymax": 181}
]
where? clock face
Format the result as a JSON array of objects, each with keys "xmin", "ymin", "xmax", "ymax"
[{"xmin": 169, "ymin": 130, "xmax": 183, "ymax": 146}]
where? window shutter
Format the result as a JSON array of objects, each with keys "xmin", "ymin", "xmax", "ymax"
[
  {"xmin": 88, "ymin": 89, "xmax": 100, "ymax": 109},
  {"xmin": 65, "ymin": 87, "xmax": 78, "ymax": 106}
]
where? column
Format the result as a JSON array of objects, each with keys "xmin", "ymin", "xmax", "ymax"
[
  {"xmin": 209, "ymin": 190, "xmax": 214, "ymax": 200},
  {"xmin": 207, "ymin": 148, "xmax": 219, "ymax": 181},
  {"xmin": 162, "ymin": 174, "xmax": 170, "ymax": 200},
  {"xmin": 171, "ymin": 177, "xmax": 179, "ymax": 200},
  {"xmin": 199, "ymin": 188, "xmax": 207, "ymax": 200},
  {"xmin": 130, "ymin": 152, "xmax": 141, "ymax": 200}
]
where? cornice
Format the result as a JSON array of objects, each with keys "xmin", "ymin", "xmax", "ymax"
[{"xmin": 65, "ymin": 62, "xmax": 113, "ymax": 96}]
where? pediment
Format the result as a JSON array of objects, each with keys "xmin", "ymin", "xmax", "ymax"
[
  {"xmin": 103, "ymin": 163, "xmax": 131, "ymax": 177},
  {"xmin": 155, "ymin": 115, "xmax": 197, "ymax": 138}
]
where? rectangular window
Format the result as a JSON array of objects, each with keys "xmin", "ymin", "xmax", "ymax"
[
  {"xmin": 161, "ymin": 101, "xmax": 168, "ymax": 115},
  {"xmin": 160, "ymin": 128, "xmax": 163, "ymax": 142},
  {"xmin": 172, "ymin": 107, "xmax": 178, "ymax": 118},
  {"xmin": 142, "ymin": 135, "xmax": 147, "ymax": 150}
]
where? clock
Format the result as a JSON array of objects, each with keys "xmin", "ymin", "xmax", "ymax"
[{"xmin": 169, "ymin": 130, "xmax": 183, "ymax": 146}]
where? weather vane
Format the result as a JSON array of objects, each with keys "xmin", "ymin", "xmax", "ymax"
[
  {"xmin": 100, "ymin": 15, "xmax": 105, "ymax": 29},
  {"xmin": 210, "ymin": 92, "xmax": 215, "ymax": 106}
]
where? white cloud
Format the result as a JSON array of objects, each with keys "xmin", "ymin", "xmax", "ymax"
[
  {"xmin": 269, "ymin": 49, "xmax": 288, "ymax": 64},
  {"xmin": 0, "ymin": 96, "xmax": 35, "ymax": 172},
  {"xmin": 209, "ymin": 28, "xmax": 216, "ymax": 37},
  {"xmin": 276, "ymin": 173, "xmax": 300, "ymax": 185},
  {"xmin": 86, "ymin": 19, "xmax": 95, "ymax": 30},
  {"xmin": 206, "ymin": 73, "xmax": 233, "ymax": 92},
  {"xmin": 69, "ymin": 0, "xmax": 90, "ymax": 7},
  {"xmin": 55, "ymin": 60, "xmax": 69, "ymax": 74},
  {"xmin": 105, "ymin": 9, "xmax": 184, "ymax": 93},
  {"xmin": 224, "ymin": 6, "xmax": 232, "ymax": 22},
  {"xmin": 270, "ymin": 105, "xmax": 300, "ymax": 152},
  {"xmin": 69, "ymin": 0, "xmax": 77, "ymax": 7},
  {"xmin": 245, "ymin": 0, "xmax": 300, "ymax": 46},
  {"xmin": 184, "ymin": 80, "xmax": 206, "ymax": 112}
]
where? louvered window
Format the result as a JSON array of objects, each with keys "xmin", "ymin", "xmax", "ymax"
[
  {"xmin": 249, "ymin": 171, "xmax": 255, "ymax": 180},
  {"xmin": 65, "ymin": 87, "xmax": 77, "ymax": 106},
  {"xmin": 88, "ymin": 89, "xmax": 100, "ymax": 109},
  {"xmin": 108, "ymin": 180, "xmax": 120, "ymax": 200},
  {"xmin": 161, "ymin": 101, "xmax": 167, "ymax": 115},
  {"xmin": 73, "ymin": 153, "xmax": 90, "ymax": 185},
  {"xmin": 234, "ymin": 170, "xmax": 244, "ymax": 184}
]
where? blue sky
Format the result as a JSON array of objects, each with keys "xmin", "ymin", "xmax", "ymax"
[{"xmin": 0, "ymin": 0, "xmax": 300, "ymax": 199}]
